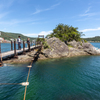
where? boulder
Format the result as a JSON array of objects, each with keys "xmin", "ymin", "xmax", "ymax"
[
  {"xmin": 82, "ymin": 43, "xmax": 93, "ymax": 49},
  {"xmin": 67, "ymin": 40, "xmax": 78, "ymax": 48},
  {"xmin": 67, "ymin": 40, "xmax": 100, "ymax": 55},
  {"xmin": 78, "ymin": 45, "xmax": 83, "ymax": 49},
  {"xmin": 68, "ymin": 47, "xmax": 88, "ymax": 57},
  {"xmin": 42, "ymin": 37, "xmax": 69, "ymax": 58},
  {"xmin": 68, "ymin": 40, "xmax": 82, "ymax": 48},
  {"xmin": 82, "ymin": 42, "xmax": 100, "ymax": 55}
]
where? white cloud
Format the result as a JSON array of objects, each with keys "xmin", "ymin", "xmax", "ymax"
[
  {"xmin": 0, "ymin": 0, "xmax": 14, "ymax": 19},
  {"xmin": 79, "ymin": 6, "xmax": 99, "ymax": 17},
  {"xmin": 32, "ymin": 3, "xmax": 60, "ymax": 15},
  {"xmin": 76, "ymin": 18, "xmax": 90, "ymax": 21},
  {"xmin": 79, "ymin": 13, "xmax": 96, "ymax": 17},
  {"xmin": 32, "ymin": 9, "xmax": 41, "ymax": 15},
  {"xmin": 80, "ymin": 27, "xmax": 100, "ymax": 32},
  {"xmin": 38, "ymin": 31, "xmax": 53, "ymax": 35},
  {"xmin": 23, "ymin": 31, "xmax": 53, "ymax": 37},
  {"xmin": 6, "ymin": 0, "xmax": 14, "ymax": 8},
  {"xmin": 0, "ymin": 0, "xmax": 14, "ymax": 9},
  {"xmin": 85, "ymin": 6, "xmax": 91, "ymax": 13},
  {"xmin": 0, "ymin": 12, "xmax": 9, "ymax": 19},
  {"xmin": 23, "ymin": 33, "xmax": 38, "ymax": 37},
  {"xmin": 0, "ymin": 18, "xmax": 39, "ymax": 25},
  {"xmin": 0, "ymin": 20, "xmax": 23, "ymax": 25}
]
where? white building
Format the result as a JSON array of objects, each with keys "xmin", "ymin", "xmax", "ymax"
[{"xmin": 0, "ymin": 37, "xmax": 4, "ymax": 42}]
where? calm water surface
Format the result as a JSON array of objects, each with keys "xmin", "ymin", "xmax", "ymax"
[
  {"xmin": 0, "ymin": 43, "xmax": 100, "ymax": 100},
  {"xmin": 1, "ymin": 43, "xmax": 33, "ymax": 53}
]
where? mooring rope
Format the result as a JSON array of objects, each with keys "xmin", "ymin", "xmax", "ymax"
[
  {"xmin": 23, "ymin": 61, "xmax": 32, "ymax": 100},
  {"xmin": 23, "ymin": 47, "xmax": 41, "ymax": 100},
  {"xmin": 0, "ymin": 83, "xmax": 21, "ymax": 85},
  {"xmin": 0, "ymin": 62, "xmax": 32, "ymax": 100},
  {"xmin": 0, "ymin": 82, "xmax": 29, "ymax": 86},
  {"xmin": 0, "ymin": 44, "xmax": 42, "ymax": 100},
  {"xmin": 0, "ymin": 63, "xmax": 32, "ymax": 100}
]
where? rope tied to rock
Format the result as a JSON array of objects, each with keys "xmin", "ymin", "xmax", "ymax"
[{"xmin": 23, "ymin": 63, "xmax": 32, "ymax": 100}]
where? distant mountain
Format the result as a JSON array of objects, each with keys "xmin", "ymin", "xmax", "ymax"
[
  {"xmin": 83, "ymin": 36, "xmax": 100, "ymax": 42},
  {"xmin": 0, "ymin": 31, "xmax": 37, "ymax": 41}
]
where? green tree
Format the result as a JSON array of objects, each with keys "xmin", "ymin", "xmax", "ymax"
[
  {"xmin": 46, "ymin": 24, "xmax": 84, "ymax": 43},
  {"xmin": 36, "ymin": 38, "xmax": 50, "ymax": 49}
]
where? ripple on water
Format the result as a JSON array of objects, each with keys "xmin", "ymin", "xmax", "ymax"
[{"xmin": 0, "ymin": 55, "xmax": 100, "ymax": 100}]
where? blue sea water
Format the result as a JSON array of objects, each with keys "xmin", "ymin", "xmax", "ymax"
[
  {"xmin": 91, "ymin": 42, "xmax": 100, "ymax": 48},
  {"xmin": 0, "ymin": 42, "xmax": 100, "ymax": 100},
  {"xmin": 1, "ymin": 42, "xmax": 33, "ymax": 53}
]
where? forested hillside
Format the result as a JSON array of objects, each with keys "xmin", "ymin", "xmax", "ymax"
[
  {"xmin": 83, "ymin": 36, "xmax": 100, "ymax": 42},
  {"xmin": 0, "ymin": 31, "xmax": 36, "ymax": 41}
]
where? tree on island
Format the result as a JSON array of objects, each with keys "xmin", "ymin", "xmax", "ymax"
[{"xmin": 46, "ymin": 24, "xmax": 84, "ymax": 43}]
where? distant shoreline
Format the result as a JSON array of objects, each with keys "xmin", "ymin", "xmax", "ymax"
[{"xmin": 89, "ymin": 41, "xmax": 100, "ymax": 43}]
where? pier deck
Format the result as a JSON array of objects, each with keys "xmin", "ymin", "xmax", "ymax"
[{"xmin": 1, "ymin": 45, "xmax": 41, "ymax": 60}]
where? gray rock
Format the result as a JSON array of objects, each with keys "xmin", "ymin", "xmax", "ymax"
[
  {"xmin": 82, "ymin": 43, "xmax": 93, "ymax": 49},
  {"xmin": 42, "ymin": 37, "xmax": 69, "ymax": 58},
  {"xmin": 67, "ymin": 40, "xmax": 100, "ymax": 55},
  {"xmin": 68, "ymin": 40, "xmax": 82, "ymax": 48},
  {"xmin": 82, "ymin": 42, "xmax": 100, "ymax": 55},
  {"xmin": 78, "ymin": 45, "xmax": 83, "ymax": 49},
  {"xmin": 68, "ymin": 47, "xmax": 88, "ymax": 57},
  {"xmin": 67, "ymin": 40, "xmax": 78, "ymax": 48}
]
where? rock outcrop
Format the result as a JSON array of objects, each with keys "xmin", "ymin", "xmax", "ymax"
[
  {"xmin": 68, "ymin": 40, "xmax": 100, "ymax": 55},
  {"xmin": 3, "ymin": 37, "xmax": 100, "ymax": 64},
  {"xmin": 82, "ymin": 43, "xmax": 100, "ymax": 55},
  {"xmin": 42, "ymin": 37, "xmax": 69, "ymax": 58},
  {"xmin": 68, "ymin": 47, "xmax": 89, "ymax": 57},
  {"xmin": 67, "ymin": 40, "xmax": 81, "ymax": 48},
  {"xmin": 3, "ymin": 50, "xmax": 38, "ymax": 64},
  {"xmin": 40, "ymin": 38, "xmax": 100, "ymax": 59}
]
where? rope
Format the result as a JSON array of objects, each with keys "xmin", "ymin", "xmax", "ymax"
[
  {"xmin": 0, "ymin": 82, "xmax": 29, "ymax": 86},
  {"xmin": 23, "ymin": 62, "xmax": 32, "ymax": 100},
  {"xmin": 0, "ymin": 40, "xmax": 42, "ymax": 99},
  {"xmin": 23, "ymin": 47, "xmax": 41, "ymax": 100},
  {"xmin": 0, "ymin": 83, "xmax": 21, "ymax": 85}
]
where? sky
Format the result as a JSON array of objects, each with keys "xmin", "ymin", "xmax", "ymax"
[{"xmin": 0, "ymin": 0, "xmax": 100, "ymax": 38}]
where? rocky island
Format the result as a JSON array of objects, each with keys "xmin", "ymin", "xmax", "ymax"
[
  {"xmin": 3, "ymin": 37, "xmax": 100, "ymax": 64},
  {"xmin": 3, "ymin": 23, "xmax": 100, "ymax": 64},
  {"xmin": 39, "ymin": 37, "xmax": 100, "ymax": 58}
]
